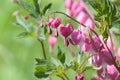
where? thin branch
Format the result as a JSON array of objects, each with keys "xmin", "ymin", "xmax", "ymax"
[{"xmin": 37, "ymin": 38, "xmax": 47, "ymax": 60}]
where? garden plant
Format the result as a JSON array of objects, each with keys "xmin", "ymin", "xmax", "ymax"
[{"xmin": 13, "ymin": 0, "xmax": 120, "ymax": 80}]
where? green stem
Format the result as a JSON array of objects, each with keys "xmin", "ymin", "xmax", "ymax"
[{"xmin": 37, "ymin": 38, "xmax": 47, "ymax": 60}]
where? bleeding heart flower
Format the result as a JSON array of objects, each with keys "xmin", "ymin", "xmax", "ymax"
[
  {"xmin": 91, "ymin": 36, "xmax": 102, "ymax": 52},
  {"xmin": 97, "ymin": 68, "xmax": 106, "ymax": 80},
  {"xmin": 85, "ymin": 18, "xmax": 94, "ymax": 30},
  {"xmin": 82, "ymin": 42, "xmax": 91, "ymax": 53},
  {"xmin": 77, "ymin": 11, "xmax": 87, "ymax": 24},
  {"xmin": 71, "ymin": 30, "xmax": 81, "ymax": 45},
  {"xmin": 64, "ymin": 0, "xmax": 73, "ymax": 10},
  {"xmin": 106, "ymin": 65, "xmax": 118, "ymax": 80},
  {"xmin": 75, "ymin": 75, "xmax": 84, "ymax": 80},
  {"xmin": 46, "ymin": 18, "xmax": 54, "ymax": 26},
  {"xmin": 58, "ymin": 23, "xmax": 74, "ymax": 38},
  {"xmin": 92, "ymin": 53, "xmax": 102, "ymax": 67},
  {"xmin": 70, "ymin": 2, "xmax": 80, "ymax": 16},
  {"xmin": 48, "ymin": 36, "xmax": 57, "ymax": 53},
  {"xmin": 51, "ymin": 18, "xmax": 61, "ymax": 28}
]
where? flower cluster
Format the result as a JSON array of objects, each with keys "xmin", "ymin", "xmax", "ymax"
[
  {"xmin": 46, "ymin": 0, "xmax": 120, "ymax": 80},
  {"xmin": 13, "ymin": 0, "xmax": 120, "ymax": 80}
]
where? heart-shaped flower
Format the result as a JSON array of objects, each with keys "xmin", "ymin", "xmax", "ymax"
[{"xmin": 58, "ymin": 23, "xmax": 74, "ymax": 38}]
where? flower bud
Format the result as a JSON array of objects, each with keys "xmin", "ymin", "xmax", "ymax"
[
  {"xmin": 48, "ymin": 36, "xmax": 57, "ymax": 53},
  {"xmin": 46, "ymin": 18, "xmax": 54, "ymax": 26}
]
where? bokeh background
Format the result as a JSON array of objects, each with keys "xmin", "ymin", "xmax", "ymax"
[{"xmin": 0, "ymin": 0, "xmax": 120, "ymax": 80}]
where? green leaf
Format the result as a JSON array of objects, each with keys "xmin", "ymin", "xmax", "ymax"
[
  {"xmin": 57, "ymin": 47, "xmax": 66, "ymax": 64},
  {"xmin": 33, "ymin": 0, "xmax": 41, "ymax": 14},
  {"xmin": 42, "ymin": 3, "xmax": 52, "ymax": 15},
  {"xmin": 19, "ymin": 0, "xmax": 39, "ymax": 18},
  {"xmin": 35, "ymin": 66, "xmax": 49, "ymax": 79},
  {"xmin": 17, "ymin": 32, "xmax": 29, "ymax": 38},
  {"xmin": 35, "ymin": 58, "xmax": 55, "ymax": 66},
  {"xmin": 16, "ymin": 15, "xmax": 35, "ymax": 32},
  {"xmin": 35, "ymin": 58, "xmax": 57, "ymax": 79}
]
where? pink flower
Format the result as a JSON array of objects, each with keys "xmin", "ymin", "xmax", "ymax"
[
  {"xmin": 97, "ymin": 65, "xmax": 118, "ymax": 80},
  {"xmin": 106, "ymin": 65, "xmax": 118, "ymax": 80},
  {"xmin": 92, "ymin": 53, "xmax": 102, "ymax": 67},
  {"xmin": 75, "ymin": 75, "xmax": 84, "ymax": 80},
  {"xmin": 58, "ymin": 23, "xmax": 74, "ymax": 46},
  {"xmin": 77, "ymin": 11, "xmax": 87, "ymax": 24},
  {"xmin": 101, "ymin": 49, "xmax": 113, "ymax": 65},
  {"xmin": 116, "ymin": 74, "xmax": 120, "ymax": 80},
  {"xmin": 48, "ymin": 36, "xmax": 57, "ymax": 53},
  {"xmin": 64, "ymin": 0, "xmax": 73, "ymax": 10},
  {"xmin": 70, "ymin": 2, "xmax": 80, "ymax": 16},
  {"xmin": 71, "ymin": 30, "xmax": 81, "ymax": 45},
  {"xmin": 46, "ymin": 18, "xmax": 54, "ymax": 26},
  {"xmin": 58, "ymin": 23, "xmax": 74, "ymax": 38},
  {"xmin": 51, "ymin": 18, "xmax": 61, "ymax": 28},
  {"xmin": 91, "ymin": 36, "xmax": 102, "ymax": 52},
  {"xmin": 82, "ymin": 42, "xmax": 91, "ymax": 53},
  {"xmin": 97, "ymin": 68, "xmax": 106, "ymax": 80},
  {"xmin": 85, "ymin": 18, "xmax": 94, "ymax": 30}
]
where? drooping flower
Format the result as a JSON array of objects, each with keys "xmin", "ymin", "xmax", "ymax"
[
  {"xmin": 58, "ymin": 23, "xmax": 74, "ymax": 46},
  {"xmin": 51, "ymin": 18, "xmax": 61, "ymax": 28},
  {"xmin": 46, "ymin": 18, "xmax": 54, "ymax": 27},
  {"xmin": 75, "ymin": 75, "xmax": 84, "ymax": 80},
  {"xmin": 71, "ymin": 30, "xmax": 81, "ymax": 45},
  {"xmin": 106, "ymin": 65, "xmax": 118, "ymax": 80},
  {"xmin": 64, "ymin": 0, "xmax": 73, "ymax": 10},
  {"xmin": 77, "ymin": 11, "xmax": 87, "ymax": 24},
  {"xmin": 97, "ymin": 64, "xmax": 118, "ymax": 80},
  {"xmin": 58, "ymin": 23, "xmax": 74, "ymax": 38},
  {"xmin": 85, "ymin": 18, "xmax": 94, "ymax": 30},
  {"xmin": 48, "ymin": 36, "xmax": 57, "ymax": 53}
]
